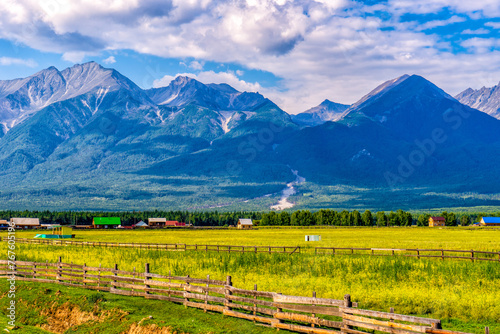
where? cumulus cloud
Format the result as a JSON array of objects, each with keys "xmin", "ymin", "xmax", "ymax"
[
  {"xmin": 103, "ymin": 56, "xmax": 116, "ymax": 64},
  {"xmin": 485, "ymin": 22, "xmax": 500, "ymax": 29},
  {"xmin": 461, "ymin": 38, "xmax": 500, "ymax": 53},
  {"xmin": 62, "ymin": 51, "xmax": 87, "ymax": 63},
  {"xmin": 1, "ymin": 1, "xmax": 500, "ymax": 112},
  {"xmin": 189, "ymin": 60, "xmax": 204, "ymax": 70},
  {"xmin": 462, "ymin": 28, "xmax": 490, "ymax": 35},
  {"xmin": 153, "ymin": 70, "xmax": 264, "ymax": 93},
  {"xmin": 387, "ymin": 0, "xmax": 500, "ymax": 17},
  {"xmin": 417, "ymin": 16, "xmax": 466, "ymax": 31},
  {"xmin": 0, "ymin": 57, "xmax": 37, "ymax": 67}
]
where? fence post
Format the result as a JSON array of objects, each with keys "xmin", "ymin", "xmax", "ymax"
[
  {"xmin": 168, "ymin": 270, "xmax": 172, "ymax": 299},
  {"xmin": 225, "ymin": 276, "xmax": 232, "ymax": 311},
  {"xmin": 113, "ymin": 264, "xmax": 118, "ymax": 290},
  {"xmin": 253, "ymin": 284, "xmax": 257, "ymax": 321},
  {"xmin": 33, "ymin": 262, "xmax": 36, "ymax": 279},
  {"xmin": 485, "ymin": 326, "xmax": 489, "ymax": 334},
  {"xmin": 471, "ymin": 250, "xmax": 474, "ymax": 262},
  {"xmin": 417, "ymin": 249, "xmax": 420, "ymax": 259},
  {"xmin": 311, "ymin": 291, "xmax": 316, "ymax": 328},
  {"xmin": 97, "ymin": 264, "xmax": 102, "ymax": 288},
  {"xmin": 83, "ymin": 263, "xmax": 87, "ymax": 287},
  {"xmin": 57, "ymin": 256, "xmax": 62, "ymax": 284},
  {"xmin": 342, "ymin": 294, "xmax": 352, "ymax": 331},
  {"xmin": 432, "ymin": 321, "xmax": 442, "ymax": 330},
  {"xmin": 185, "ymin": 275, "xmax": 190, "ymax": 307},
  {"xmin": 204, "ymin": 274, "xmax": 209, "ymax": 313},
  {"xmin": 145, "ymin": 263, "xmax": 150, "ymax": 296},
  {"xmin": 132, "ymin": 267, "xmax": 136, "ymax": 293},
  {"xmin": 441, "ymin": 250, "xmax": 444, "ymax": 261},
  {"xmin": 275, "ymin": 292, "xmax": 283, "ymax": 325}
]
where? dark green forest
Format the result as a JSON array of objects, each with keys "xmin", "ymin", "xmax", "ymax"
[{"xmin": 1, "ymin": 209, "xmax": 499, "ymax": 227}]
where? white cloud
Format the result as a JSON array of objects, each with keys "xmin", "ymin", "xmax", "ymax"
[
  {"xmin": 461, "ymin": 38, "xmax": 500, "ymax": 53},
  {"xmin": 103, "ymin": 56, "xmax": 116, "ymax": 64},
  {"xmin": 462, "ymin": 28, "xmax": 490, "ymax": 35},
  {"xmin": 62, "ymin": 51, "xmax": 87, "ymax": 63},
  {"xmin": 1, "ymin": 1, "xmax": 500, "ymax": 113},
  {"xmin": 387, "ymin": 0, "xmax": 500, "ymax": 17},
  {"xmin": 0, "ymin": 57, "xmax": 37, "ymax": 67},
  {"xmin": 417, "ymin": 16, "xmax": 466, "ymax": 31},
  {"xmin": 189, "ymin": 60, "xmax": 204, "ymax": 70},
  {"xmin": 485, "ymin": 22, "xmax": 500, "ymax": 29},
  {"xmin": 153, "ymin": 70, "xmax": 264, "ymax": 93}
]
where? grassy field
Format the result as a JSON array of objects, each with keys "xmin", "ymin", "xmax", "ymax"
[
  {"xmin": 1, "ymin": 227, "xmax": 499, "ymax": 333},
  {"xmin": 4, "ymin": 226, "xmax": 500, "ymax": 251},
  {"xmin": 0, "ymin": 280, "xmax": 288, "ymax": 333}
]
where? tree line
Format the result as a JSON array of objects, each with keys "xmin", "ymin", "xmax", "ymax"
[
  {"xmin": 0, "ymin": 210, "xmax": 260, "ymax": 227},
  {"xmin": 257, "ymin": 210, "xmax": 499, "ymax": 227},
  {"xmin": 0, "ymin": 209, "xmax": 498, "ymax": 227}
]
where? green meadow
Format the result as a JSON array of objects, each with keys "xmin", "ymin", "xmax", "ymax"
[{"xmin": 1, "ymin": 227, "xmax": 499, "ymax": 333}]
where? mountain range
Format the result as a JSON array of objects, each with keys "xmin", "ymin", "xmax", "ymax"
[
  {"xmin": 1, "ymin": 62, "xmax": 499, "ymax": 211},
  {"xmin": 455, "ymin": 82, "xmax": 500, "ymax": 120}
]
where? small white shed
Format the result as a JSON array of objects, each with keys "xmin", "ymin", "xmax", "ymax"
[{"xmin": 305, "ymin": 235, "xmax": 321, "ymax": 241}]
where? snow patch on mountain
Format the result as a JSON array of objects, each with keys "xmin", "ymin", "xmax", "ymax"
[
  {"xmin": 219, "ymin": 110, "xmax": 235, "ymax": 134},
  {"xmin": 0, "ymin": 62, "xmax": 153, "ymax": 133},
  {"xmin": 270, "ymin": 169, "xmax": 306, "ymax": 211},
  {"xmin": 456, "ymin": 83, "xmax": 500, "ymax": 120},
  {"xmin": 292, "ymin": 99, "xmax": 350, "ymax": 127},
  {"xmin": 351, "ymin": 149, "xmax": 372, "ymax": 161}
]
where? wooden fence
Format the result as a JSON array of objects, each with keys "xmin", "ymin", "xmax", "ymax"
[
  {"xmin": 315, "ymin": 247, "xmax": 500, "ymax": 263},
  {"xmin": 4, "ymin": 238, "xmax": 499, "ymax": 264},
  {"xmin": 0, "ymin": 259, "xmax": 486, "ymax": 334},
  {"xmin": 0, "ymin": 238, "xmax": 300, "ymax": 254}
]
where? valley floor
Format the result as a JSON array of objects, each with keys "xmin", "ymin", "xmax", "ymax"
[{"xmin": 1, "ymin": 227, "xmax": 498, "ymax": 333}]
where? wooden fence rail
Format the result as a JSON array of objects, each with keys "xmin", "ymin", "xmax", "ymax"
[
  {"xmin": 315, "ymin": 247, "xmax": 500, "ymax": 263},
  {"xmin": 0, "ymin": 259, "xmax": 484, "ymax": 334},
  {"xmin": 0, "ymin": 238, "xmax": 300, "ymax": 255}
]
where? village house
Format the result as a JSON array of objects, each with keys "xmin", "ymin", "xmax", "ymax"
[
  {"xmin": 11, "ymin": 218, "xmax": 40, "ymax": 229},
  {"xmin": 148, "ymin": 217, "xmax": 167, "ymax": 227},
  {"xmin": 429, "ymin": 216, "xmax": 445, "ymax": 227},
  {"xmin": 479, "ymin": 217, "xmax": 500, "ymax": 226},
  {"xmin": 237, "ymin": 219, "xmax": 253, "ymax": 229},
  {"xmin": 92, "ymin": 217, "xmax": 121, "ymax": 229}
]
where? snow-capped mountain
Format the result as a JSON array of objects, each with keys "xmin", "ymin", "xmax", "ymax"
[
  {"xmin": 277, "ymin": 74, "xmax": 500, "ymax": 187},
  {"xmin": 0, "ymin": 62, "xmax": 153, "ymax": 135},
  {"xmin": 291, "ymin": 99, "xmax": 350, "ymax": 127},
  {"xmin": 1, "ymin": 63, "xmax": 500, "ymax": 211},
  {"xmin": 0, "ymin": 62, "xmax": 296, "ymax": 178},
  {"xmin": 146, "ymin": 76, "xmax": 268, "ymax": 111},
  {"xmin": 455, "ymin": 83, "xmax": 500, "ymax": 120},
  {"xmin": 146, "ymin": 75, "xmax": 290, "ymax": 135}
]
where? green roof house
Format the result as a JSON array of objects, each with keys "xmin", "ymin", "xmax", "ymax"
[{"xmin": 93, "ymin": 217, "xmax": 121, "ymax": 229}]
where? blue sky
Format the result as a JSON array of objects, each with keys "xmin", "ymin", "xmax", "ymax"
[{"xmin": 1, "ymin": 0, "xmax": 500, "ymax": 113}]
